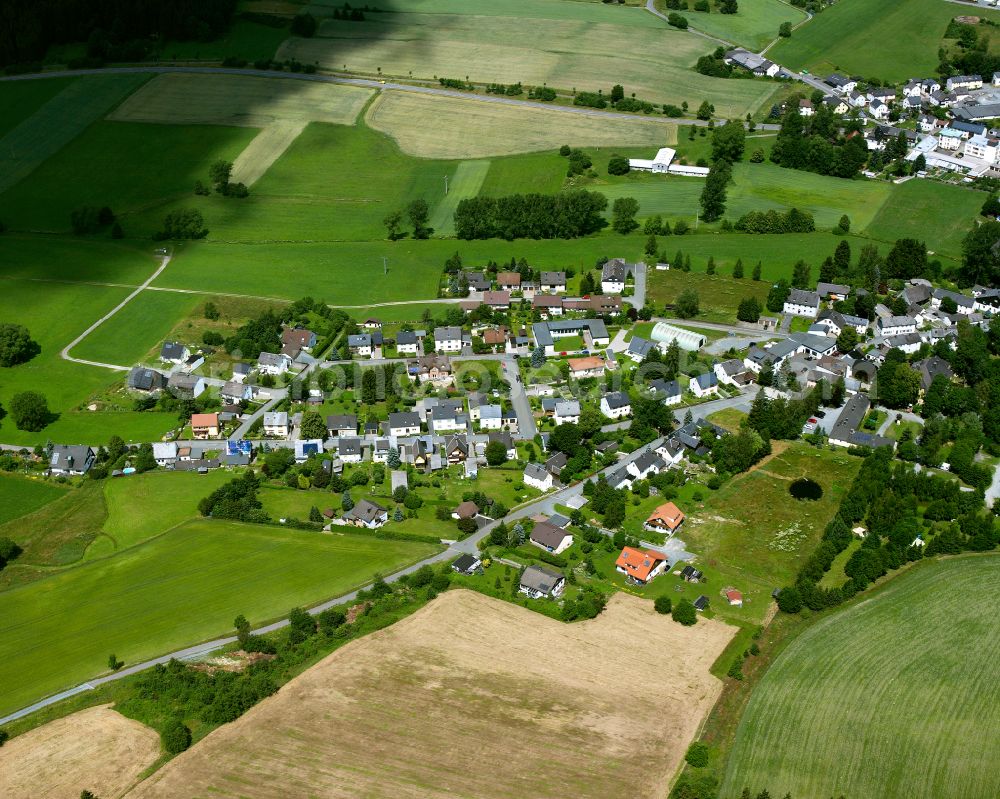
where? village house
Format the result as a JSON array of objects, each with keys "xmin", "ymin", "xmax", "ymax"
[
  {"xmin": 433, "ymin": 326, "xmax": 464, "ymax": 353},
  {"xmin": 783, "ymin": 288, "xmax": 820, "ymax": 318},
  {"xmin": 601, "ymin": 258, "xmax": 632, "ymax": 293},
  {"xmin": 723, "ymin": 48, "xmax": 780, "ymax": 77},
  {"xmin": 829, "ymin": 394, "xmax": 893, "ymax": 449},
  {"xmin": 689, "ymin": 371, "xmax": 719, "ymax": 398},
  {"xmin": 566, "ymin": 355, "xmax": 607, "ymax": 379},
  {"xmin": 127, "ymin": 366, "xmax": 167, "ymax": 393},
  {"xmin": 554, "ymin": 399, "xmax": 581, "ymax": 425},
  {"xmin": 451, "ymin": 554, "xmax": 482, "ymax": 575},
  {"xmin": 600, "ymin": 391, "xmax": 632, "ymax": 419},
  {"xmin": 167, "ymin": 372, "xmax": 206, "ymax": 399},
  {"xmin": 257, "ymin": 351, "xmax": 291, "ymax": 376},
  {"xmin": 914, "ymin": 356, "xmax": 954, "ymax": 391},
  {"xmin": 615, "ymin": 546, "xmax": 668, "ymax": 585},
  {"xmin": 221, "ymin": 380, "xmax": 253, "ymax": 404},
  {"xmin": 451, "ymin": 500, "xmax": 479, "ymax": 521},
  {"xmin": 519, "ymin": 565, "xmax": 566, "ymax": 599},
  {"xmin": 726, "ymin": 589, "xmax": 744, "ymax": 607},
  {"xmin": 337, "ymin": 438, "xmax": 363, "ymax": 464},
  {"xmin": 387, "ymin": 411, "xmax": 421, "ymax": 437},
  {"xmin": 152, "ymin": 442, "xmax": 178, "ymax": 467},
  {"xmin": 644, "ymin": 501, "xmax": 686, "ymax": 535},
  {"xmin": 482, "ymin": 290, "xmax": 511, "ymax": 311},
  {"xmin": 48, "ymin": 445, "xmax": 96, "ymax": 476},
  {"xmin": 946, "ymin": 74, "xmax": 982, "ymax": 92},
  {"xmin": 523, "ymin": 462, "xmax": 554, "ymax": 491},
  {"xmin": 798, "ymin": 98, "xmax": 814, "ymax": 117},
  {"xmin": 655, "ymin": 437, "xmax": 685, "ymax": 468},
  {"xmin": 626, "ymin": 336, "xmax": 655, "ymax": 363},
  {"xmin": 497, "ymin": 271, "xmax": 521, "ymax": 290},
  {"xmin": 539, "ymin": 271, "xmax": 567, "ymax": 293},
  {"xmin": 347, "ymin": 333, "xmax": 374, "ymax": 357},
  {"xmin": 816, "ymin": 282, "xmax": 851, "ymax": 301},
  {"xmin": 627, "ymin": 450, "xmax": 666, "ymax": 481},
  {"xmin": 824, "ymin": 73, "xmax": 857, "ymax": 95},
  {"xmin": 395, "ymin": 330, "xmax": 420, "ymax": 355},
  {"xmin": 282, "ymin": 327, "xmax": 317, "ymax": 351},
  {"xmin": 532, "ymin": 294, "xmax": 564, "ymax": 317},
  {"xmin": 409, "ymin": 354, "xmax": 454, "ymax": 387},
  {"xmin": 263, "ymin": 411, "xmax": 289, "ymax": 437},
  {"xmin": 714, "ymin": 359, "xmax": 750, "ymax": 387},
  {"xmin": 431, "ymin": 401, "xmax": 467, "ymax": 433},
  {"xmin": 876, "ymin": 315, "xmax": 917, "ymax": 337},
  {"xmin": 326, "ymin": 414, "xmax": 358, "ymax": 438},
  {"xmin": 931, "ymin": 288, "xmax": 975, "ymax": 315},
  {"xmin": 487, "ymin": 430, "xmax": 517, "ymax": 461},
  {"xmin": 159, "ymin": 340, "xmax": 189, "ymax": 365},
  {"xmin": 529, "ymin": 521, "xmax": 574, "ymax": 555},
  {"xmin": 191, "ymin": 412, "xmax": 220, "ymax": 440},
  {"xmin": 477, "ymin": 404, "xmax": 504, "ymax": 431},
  {"xmin": 343, "ymin": 498, "xmax": 388, "ymax": 529},
  {"xmin": 648, "ymin": 378, "xmax": 682, "ymax": 406},
  {"xmin": 230, "ymin": 362, "xmax": 252, "ymax": 384}
]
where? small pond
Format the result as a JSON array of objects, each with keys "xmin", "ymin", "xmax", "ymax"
[{"xmin": 789, "ymin": 478, "xmax": 823, "ymax": 501}]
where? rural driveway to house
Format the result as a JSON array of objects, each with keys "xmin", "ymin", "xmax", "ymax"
[
  {"xmin": 59, "ymin": 253, "xmax": 172, "ymax": 371},
  {"xmin": 0, "ymin": 434, "xmax": 670, "ymax": 726}
]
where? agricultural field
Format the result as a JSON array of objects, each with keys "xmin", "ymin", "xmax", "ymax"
[
  {"xmin": 658, "ymin": 0, "xmax": 808, "ymax": 50},
  {"xmin": 366, "ymin": 91, "xmax": 677, "ymax": 158},
  {"xmin": 0, "ymin": 277, "xmax": 178, "ymax": 447},
  {"xmin": 0, "ymin": 474, "xmax": 68, "ymax": 526},
  {"xmin": 722, "ymin": 555, "xmax": 1000, "ymax": 799},
  {"xmin": 0, "ymin": 73, "xmax": 149, "ymax": 195},
  {"xmin": 0, "ymin": 705, "xmax": 160, "ymax": 799},
  {"xmin": 282, "ymin": 0, "xmax": 780, "ymax": 117},
  {"xmin": 428, "ymin": 159, "xmax": 491, "ymax": 236},
  {"xmin": 124, "ymin": 589, "xmax": 736, "ymax": 799},
  {"xmin": 0, "ymin": 76, "xmax": 76, "ymax": 138},
  {"xmin": 768, "ymin": 0, "xmax": 1000, "ymax": 82},
  {"xmin": 479, "ymin": 150, "xmax": 568, "ymax": 195},
  {"xmin": 0, "ymin": 233, "xmax": 164, "ymax": 284},
  {"xmin": 0, "ymin": 518, "xmax": 440, "ymax": 717}
]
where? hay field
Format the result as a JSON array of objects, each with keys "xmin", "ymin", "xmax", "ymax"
[
  {"xmin": 722, "ymin": 556, "xmax": 1000, "ymax": 799},
  {"xmin": 0, "ymin": 73, "xmax": 149, "ymax": 194},
  {"xmin": 126, "ymin": 590, "xmax": 735, "ymax": 799},
  {"xmin": 109, "ymin": 73, "xmax": 373, "ymax": 128},
  {"xmin": 230, "ymin": 119, "xmax": 307, "ymax": 185},
  {"xmin": 428, "ymin": 159, "xmax": 490, "ymax": 235},
  {"xmin": 366, "ymin": 91, "xmax": 677, "ymax": 158},
  {"xmin": 0, "ymin": 705, "xmax": 160, "ymax": 799},
  {"xmin": 281, "ymin": 5, "xmax": 777, "ymax": 117}
]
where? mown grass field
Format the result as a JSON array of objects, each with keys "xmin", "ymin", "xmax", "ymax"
[
  {"xmin": 429, "ymin": 159, "xmax": 491, "ymax": 236},
  {"xmin": 479, "ymin": 150, "xmax": 567, "ymax": 195},
  {"xmin": 768, "ymin": 0, "xmax": 1000, "ymax": 81},
  {"xmin": 72, "ymin": 290, "xmax": 202, "ymax": 367},
  {"xmin": 285, "ymin": 0, "xmax": 779, "ymax": 117},
  {"xmin": 0, "ymin": 74, "xmax": 149, "ymax": 195},
  {"xmin": 366, "ymin": 91, "xmax": 677, "ymax": 158},
  {"xmin": 0, "ymin": 121, "xmax": 257, "ymax": 235},
  {"xmin": 0, "ymin": 518, "xmax": 440, "ymax": 717},
  {"xmin": 0, "ymin": 77, "xmax": 76, "ymax": 138},
  {"xmin": 0, "ymin": 475, "xmax": 68, "ymax": 526},
  {"xmin": 158, "ymin": 15, "xmax": 293, "ymax": 62},
  {"xmin": 658, "ymin": 0, "xmax": 807, "ymax": 50},
  {"xmin": 864, "ymin": 178, "xmax": 984, "ymax": 260},
  {"xmin": 722, "ymin": 555, "xmax": 1000, "ymax": 799},
  {"xmin": 0, "ymin": 234, "xmax": 162, "ymax": 284},
  {"xmin": 0, "ymin": 278, "xmax": 177, "ymax": 447}
]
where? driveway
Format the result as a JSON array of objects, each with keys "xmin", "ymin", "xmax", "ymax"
[{"xmin": 501, "ymin": 356, "xmax": 537, "ymax": 440}]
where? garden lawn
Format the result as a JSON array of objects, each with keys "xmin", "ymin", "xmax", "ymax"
[
  {"xmin": 668, "ymin": 0, "xmax": 807, "ymax": 50},
  {"xmin": 767, "ymin": 0, "xmax": 1000, "ymax": 82},
  {"xmin": 259, "ymin": 485, "xmax": 342, "ymax": 521},
  {"xmin": 863, "ymin": 179, "xmax": 985, "ymax": 260},
  {"xmin": 0, "ymin": 77, "xmax": 77, "ymax": 139},
  {"xmin": 722, "ymin": 555, "xmax": 1000, "ymax": 799},
  {"xmin": 0, "ymin": 518, "xmax": 440, "ymax": 717},
  {"xmin": 0, "ymin": 73, "xmax": 149, "ymax": 195},
  {"xmin": 0, "ymin": 121, "xmax": 257, "ymax": 235},
  {"xmin": 285, "ymin": 0, "xmax": 779, "ymax": 117},
  {"xmin": 71, "ymin": 290, "xmax": 202, "ymax": 367},
  {"xmin": 0, "ymin": 278, "xmax": 178, "ymax": 447},
  {"xmin": 0, "ymin": 474, "xmax": 68, "ymax": 526}
]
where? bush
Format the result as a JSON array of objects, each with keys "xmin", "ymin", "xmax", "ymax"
[
  {"xmin": 0, "ymin": 729, "xmax": 7, "ymax": 747},
  {"xmin": 667, "ymin": 12, "xmax": 689, "ymax": 28},
  {"xmin": 607, "ymin": 155, "xmax": 630, "ymax": 175},
  {"xmin": 154, "ymin": 209, "xmax": 207, "ymax": 240},
  {"xmin": 672, "ymin": 598, "xmax": 697, "ymax": 625},
  {"xmin": 776, "ymin": 586, "xmax": 802, "ymax": 613},
  {"xmin": 161, "ymin": 717, "xmax": 192, "ymax": 754},
  {"xmin": 685, "ymin": 741, "xmax": 710, "ymax": 768},
  {"xmin": 654, "ymin": 595, "xmax": 673, "ymax": 614},
  {"xmin": 403, "ymin": 492, "xmax": 423, "ymax": 510}
]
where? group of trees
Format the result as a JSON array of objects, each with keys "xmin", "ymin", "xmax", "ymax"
[
  {"xmin": 195, "ymin": 160, "xmax": 248, "ymax": 198},
  {"xmin": 454, "ymin": 191, "xmax": 608, "ymax": 239},
  {"xmin": 560, "ymin": 145, "xmax": 593, "ymax": 177},
  {"xmin": 225, "ymin": 308, "xmax": 283, "ymax": 358},
  {"xmin": 154, "ymin": 209, "xmax": 207, "ymax": 240},
  {"xmin": 0, "ymin": 323, "xmax": 40, "ymax": 367},
  {"xmin": 70, "ymin": 205, "xmax": 121, "ymax": 237},
  {"xmin": 698, "ymin": 121, "xmax": 745, "ymax": 222},
  {"xmin": 198, "ymin": 470, "xmax": 268, "ymax": 522},
  {"xmin": 770, "ymin": 100, "xmax": 869, "ymax": 178},
  {"xmin": 734, "ymin": 207, "xmax": 815, "ymax": 234},
  {"xmin": 384, "ymin": 198, "xmax": 430, "ymax": 240}
]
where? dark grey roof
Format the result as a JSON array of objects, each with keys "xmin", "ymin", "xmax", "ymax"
[
  {"xmin": 530, "ymin": 521, "xmax": 570, "ymax": 549},
  {"xmin": 326, "ymin": 414, "xmax": 357, "ymax": 431},
  {"xmin": 338, "ymin": 438, "xmax": 362, "ymax": 456},
  {"xmin": 540, "ymin": 271, "xmax": 566, "ymax": 284},
  {"xmin": 693, "ymin": 595, "xmax": 709, "ymax": 610},
  {"xmin": 396, "ymin": 330, "xmax": 417, "ymax": 345},
  {"xmin": 452, "ymin": 554, "xmax": 480, "ymax": 573},
  {"xmin": 631, "ymin": 450, "xmax": 664, "ymax": 474},
  {"xmin": 531, "ymin": 318, "xmax": 609, "ymax": 348},
  {"xmin": 127, "ymin": 366, "xmax": 165, "ymax": 391},
  {"xmin": 830, "ymin": 393, "xmax": 870, "ymax": 443},
  {"xmin": 627, "ymin": 337, "xmax": 654, "ymax": 358},
  {"xmin": 602, "ymin": 391, "xmax": 631, "ymax": 410},
  {"xmin": 786, "ymin": 288, "xmax": 820, "ymax": 307},
  {"xmin": 694, "ymin": 372, "xmax": 718, "ymax": 390},
  {"xmin": 49, "ymin": 445, "xmax": 95, "ymax": 473},
  {"xmin": 520, "ymin": 565, "xmax": 564, "ymax": 595},
  {"xmin": 601, "ymin": 258, "xmax": 631, "ymax": 282},
  {"xmin": 347, "ymin": 334, "xmax": 371, "ymax": 347},
  {"xmin": 160, "ymin": 341, "xmax": 186, "ymax": 360},
  {"xmin": 547, "ymin": 513, "xmax": 571, "ymax": 528},
  {"xmin": 345, "ymin": 498, "xmax": 386, "ymax": 523},
  {"xmin": 524, "ymin": 462, "xmax": 550, "ymax": 481},
  {"xmin": 434, "ymin": 326, "xmax": 463, "ymax": 342},
  {"xmin": 648, "ymin": 378, "xmax": 681, "ymax": 398},
  {"xmin": 915, "ymin": 356, "xmax": 953, "ymax": 390},
  {"xmin": 388, "ymin": 411, "xmax": 421, "ymax": 428}
]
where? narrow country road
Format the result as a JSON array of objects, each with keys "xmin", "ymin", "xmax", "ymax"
[{"xmin": 60, "ymin": 253, "xmax": 172, "ymax": 371}]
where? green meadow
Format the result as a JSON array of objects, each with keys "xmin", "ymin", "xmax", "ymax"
[
  {"xmin": 0, "ymin": 234, "xmax": 163, "ymax": 284},
  {"xmin": 0, "ymin": 517, "xmax": 440, "ymax": 716},
  {"xmin": 768, "ymin": 0, "xmax": 1000, "ymax": 81},
  {"xmin": 665, "ymin": 0, "xmax": 808, "ymax": 50},
  {"xmin": 0, "ymin": 474, "xmax": 69, "ymax": 526},
  {"xmin": 0, "ymin": 76, "xmax": 77, "ymax": 138},
  {"xmin": 723, "ymin": 556, "xmax": 1000, "ymax": 799}
]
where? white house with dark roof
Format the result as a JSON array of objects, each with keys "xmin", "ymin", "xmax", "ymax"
[
  {"xmin": 395, "ymin": 330, "xmax": 420, "ymax": 354},
  {"xmin": 519, "ymin": 565, "xmax": 565, "ymax": 599},
  {"xmin": 648, "ymin": 378, "xmax": 682, "ymax": 406},
  {"xmin": 626, "ymin": 336, "xmax": 655, "ymax": 363},
  {"xmin": 326, "ymin": 414, "xmax": 358, "ymax": 438},
  {"xmin": 257, "ymin": 351, "xmax": 291, "ymax": 375},
  {"xmin": 600, "ymin": 391, "xmax": 632, "ymax": 419},
  {"xmin": 601, "ymin": 258, "xmax": 632, "ymax": 293},
  {"xmin": 931, "ymin": 288, "xmax": 975, "ymax": 315},
  {"xmin": 387, "ymin": 411, "xmax": 421, "ymax": 437},
  {"xmin": 876, "ymin": 315, "xmax": 917, "ymax": 337},
  {"xmin": 159, "ymin": 341, "xmax": 189, "ymax": 364},
  {"xmin": 48, "ymin": 445, "xmax": 96, "ymax": 476},
  {"xmin": 554, "ymin": 399, "xmax": 581, "ymax": 425},
  {"xmin": 783, "ymin": 289, "xmax": 820, "ymax": 318},
  {"xmin": 539, "ymin": 271, "xmax": 567, "ymax": 293},
  {"xmin": 529, "ymin": 521, "xmax": 573, "ymax": 555},
  {"xmin": 946, "ymin": 75, "xmax": 982, "ymax": 92},
  {"xmin": 433, "ymin": 326, "xmax": 464, "ymax": 353},
  {"xmin": 343, "ymin": 498, "xmax": 388, "ymax": 529},
  {"xmin": 689, "ymin": 371, "xmax": 719, "ymax": 398},
  {"xmin": 263, "ymin": 411, "xmax": 289, "ymax": 437},
  {"xmin": 524, "ymin": 462, "xmax": 554, "ymax": 491}
]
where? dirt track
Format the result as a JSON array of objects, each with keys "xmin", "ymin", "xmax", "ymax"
[
  {"xmin": 0, "ymin": 705, "xmax": 159, "ymax": 799},
  {"xmin": 126, "ymin": 590, "xmax": 734, "ymax": 799}
]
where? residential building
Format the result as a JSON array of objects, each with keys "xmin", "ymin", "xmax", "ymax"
[
  {"xmin": 409, "ymin": 354, "xmax": 454, "ymax": 387},
  {"xmin": 690, "ymin": 371, "xmax": 719, "ymax": 398},
  {"xmin": 231, "ymin": 362, "xmax": 251, "ymax": 384},
  {"xmin": 326, "ymin": 414, "xmax": 358, "ymax": 438},
  {"xmin": 496, "ymin": 271, "xmax": 521, "ymax": 290},
  {"xmin": 191, "ymin": 412, "xmax": 220, "ymax": 440},
  {"xmin": 532, "ymin": 319, "xmax": 610, "ymax": 355},
  {"xmin": 615, "ymin": 546, "xmax": 667, "ymax": 585},
  {"xmin": 589, "ymin": 294, "xmax": 623, "ymax": 315},
  {"xmin": 876, "ymin": 315, "xmax": 917, "ymax": 337},
  {"xmin": 451, "ymin": 554, "xmax": 482, "ymax": 575},
  {"xmin": 338, "ymin": 437, "xmax": 363, "ymax": 464},
  {"xmin": 829, "ymin": 394, "xmax": 893, "ymax": 449},
  {"xmin": 395, "ymin": 330, "xmax": 420, "ymax": 354},
  {"xmin": 159, "ymin": 341, "xmax": 189, "ymax": 364},
  {"xmin": 532, "ymin": 294, "xmax": 564, "ymax": 317},
  {"xmin": 482, "ymin": 290, "xmax": 511, "ymax": 310},
  {"xmin": 433, "ymin": 326, "xmax": 464, "ymax": 353},
  {"xmin": 600, "ymin": 391, "xmax": 631, "ymax": 419},
  {"xmin": 487, "ymin": 430, "xmax": 517, "ymax": 461},
  {"xmin": 430, "ymin": 402, "xmax": 467, "ymax": 433},
  {"xmin": 519, "ymin": 565, "xmax": 566, "ymax": 599},
  {"xmin": 539, "ymin": 271, "xmax": 567, "ymax": 293},
  {"xmin": 48, "ymin": 445, "xmax": 96, "ymax": 476},
  {"xmin": 644, "ymin": 502, "xmax": 686, "ymax": 535},
  {"xmin": 554, "ymin": 399, "xmax": 581, "ymax": 425},
  {"xmin": 914, "ymin": 356, "xmax": 953, "ymax": 391},
  {"xmin": 946, "ymin": 74, "xmax": 982, "ymax": 92},
  {"xmin": 798, "ymin": 98, "xmax": 814, "ymax": 117},
  {"xmin": 387, "ymin": 411, "xmax": 421, "ymax": 437},
  {"xmin": 452, "ymin": 500, "xmax": 479, "ymax": 520},
  {"xmin": 282, "ymin": 327, "xmax": 317, "ymax": 351},
  {"xmin": 626, "ymin": 336, "xmax": 655, "ymax": 363},
  {"xmin": 655, "ymin": 437, "xmax": 685, "ymax": 467},
  {"xmin": 257, "ymin": 351, "xmax": 291, "ymax": 375},
  {"xmin": 627, "ymin": 450, "xmax": 666, "ymax": 481},
  {"xmin": 347, "ymin": 333, "xmax": 374, "ymax": 357},
  {"xmin": 168, "ymin": 373, "xmax": 206, "ymax": 399},
  {"xmin": 816, "ymin": 282, "xmax": 851, "ymax": 301},
  {"xmin": 523, "ymin": 462, "xmax": 554, "ymax": 491},
  {"xmin": 343, "ymin": 498, "xmax": 388, "ymax": 529},
  {"xmin": 529, "ymin": 521, "xmax": 573, "ymax": 555},
  {"xmin": 152, "ymin": 442, "xmax": 178, "ymax": 466},
  {"xmin": 221, "ymin": 380, "xmax": 253, "ymax": 404},
  {"xmin": 477, "ymin": 404, "xmax": 504, "ymax": 431},
  {"xmin": 932, "ymin": 288, "xmax": 975, "ymax": 315},
  {"xmin": 263, "ymin": 411, "xmax": 289, "ymax": 437},
  {"xmin": 723, "ymin": 48, "xmax": 780, "ymax": 76},
  {"xmin": 714, "ymin": 359, "xmax": 749, "ymax": 387},
  {"xmin": 126, "ymin": 366, "xmax": 166, "ymax": 393},
  {"xmin": 600, "ymin": 258, "xmax": 631, "ymax": 293},
  {"xmin": 726, "ymin": 589, "xmax": 744, "ymax": 607},
  {"xmin": 783, "ymin": 289, "xmax": 820, "ymax": 318},
  {"xmin": 567, "ymin": 356, "xmax": 608, "ymax": 379}
]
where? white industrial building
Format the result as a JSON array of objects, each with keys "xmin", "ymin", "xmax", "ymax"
[{"xmin": 628, "ymin": 147, "xmax": 710, "ymax": 177}]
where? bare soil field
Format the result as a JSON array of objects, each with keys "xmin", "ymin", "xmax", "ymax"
[
  {"xmin": 108, "ymin": 73, "xmax": 372, "ymax": 128},
  {"xmin": 126, "ymin": 589, "xmax": 734, "ymax": 799},
  {"xmin": 0, "ymin": 705, "xmax": 160, "ymax": 799},
  {"xmin": 366, "ymin": 91, "xmax": 677, "ymax": 158}
]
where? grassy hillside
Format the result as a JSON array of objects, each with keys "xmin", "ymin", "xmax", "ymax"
[
  {"xmin": 768, "ymin": 0, "xmax": 1000, "ymax": 81},
  {"xmin": 722, "ymin": 556, "xmax": 1000, "ymax": 799},
  {"xmin": 666, "ymin": 0, "xmax": 807, "ymax": 50},
  {"xmin": 0, "ymin": 475, "xmax": 68, "ymax": 526}
]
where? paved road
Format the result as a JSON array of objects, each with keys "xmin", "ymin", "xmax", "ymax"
[
  {"xmin": 987, "ymin": 461, "xmax": 1000, "ymax": 510},
  {"xmin": 600, "ymin": 388, "xmax": 756, "ymax": 433},
  {"xmin": 875, "ymin": 408, "xmax": 923, "ymax": 437},
  {"xmin": 651, "ymin": 315, "xmax": 791, "ymax": 339},
  {"xmin": 0, "ymin": 432, "xmax": 670, "ymax": 726},
  {"xmin": 501, "ymin": 355, "xmax": 538, "ymax": 440},
  {"xmin": 60, "ymin": 254, "xmax": 171, "ymax": 371}
]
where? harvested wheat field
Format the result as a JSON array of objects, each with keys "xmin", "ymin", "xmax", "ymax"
[
  {"xmin": 108, "ymin": 73, "xmax": 373, "ymax": 128},
  {"xmin": 0, "ymin": 705, "xmax": 160, "ymax": 799},
  {"xmin": 366, "ymin": 91, "xmax": 676, "ymax": 158},
  {"xmin": 126, "ymin": 589, "xmax": 734, "ymax": 799}
]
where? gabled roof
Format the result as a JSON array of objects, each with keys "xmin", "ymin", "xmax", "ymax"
[
  {"xmin": 694, "ymin": 372, "xmax": 718, "ymax": 390},
  {"xmin": 160, "ymin": 341, "xmax": 187, "ymax": 360},
  {"xmin": 388, "ymin": 411, "xmax": 421, "ymax": 428},
  {"xmin": 326, "ymin": 414, "xmax": 358, "ymax": 431},
  {"xmin": 627, "ymin": 336, "xmax": 655, "ymax": 358},
  {"xmin": 786, "ymin": 288, "xmax": 820, "ymax": 307},
  {"xmin": 615, "ymin": 546, "xmax": 666, "ymax": 582},
  {"xmin": 520, "ymin": 565, "xmax": 564, "ymax": 594},
  {"xmin": 524, "ymin": 462, "xmax": 550, "ymax": 481},
  {"xmin": 345, "ymin": 498, "xmax": 386, "ymax": 523},
  {"xmin": 647, "ymin": 502, "xmax": 685, "ymax": 530},
  {"xmin": 191, "ymin": 412, "xmax": 219, "ymax": 428},
  {"xmin": 396, "ymin": 330, "xmax": 418, "ymax": 345},
  {"xmin": 602, "ymin": 391, "xmax": 631, "ymax": 409},
  {"xmin": 434, "ymin": 326, "xmax": 463, "ymax": 341},
  {"xmin": 530, "ymin": 521, "xmax": 570, "ymax": 550},
  {"xmin": 648, "ymin": 378, "xmax": 681, "ymax": 398},
  {"xmin": 540, "ymin": 271, "xmax": 566, "ymax": 284}
]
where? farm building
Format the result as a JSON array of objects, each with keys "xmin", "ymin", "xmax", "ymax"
[
  {"xmin": 628, "ymin": 147, "xmax": 710, "ymax": 177},
  {"xmin": 651, "ymin": 322, "xmax": 706, "ymax": 352}
]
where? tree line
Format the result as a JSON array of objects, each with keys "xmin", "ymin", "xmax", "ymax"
[{"xmin": 454, "ymin": 191, "xmax": 608, "ymax": 239}]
